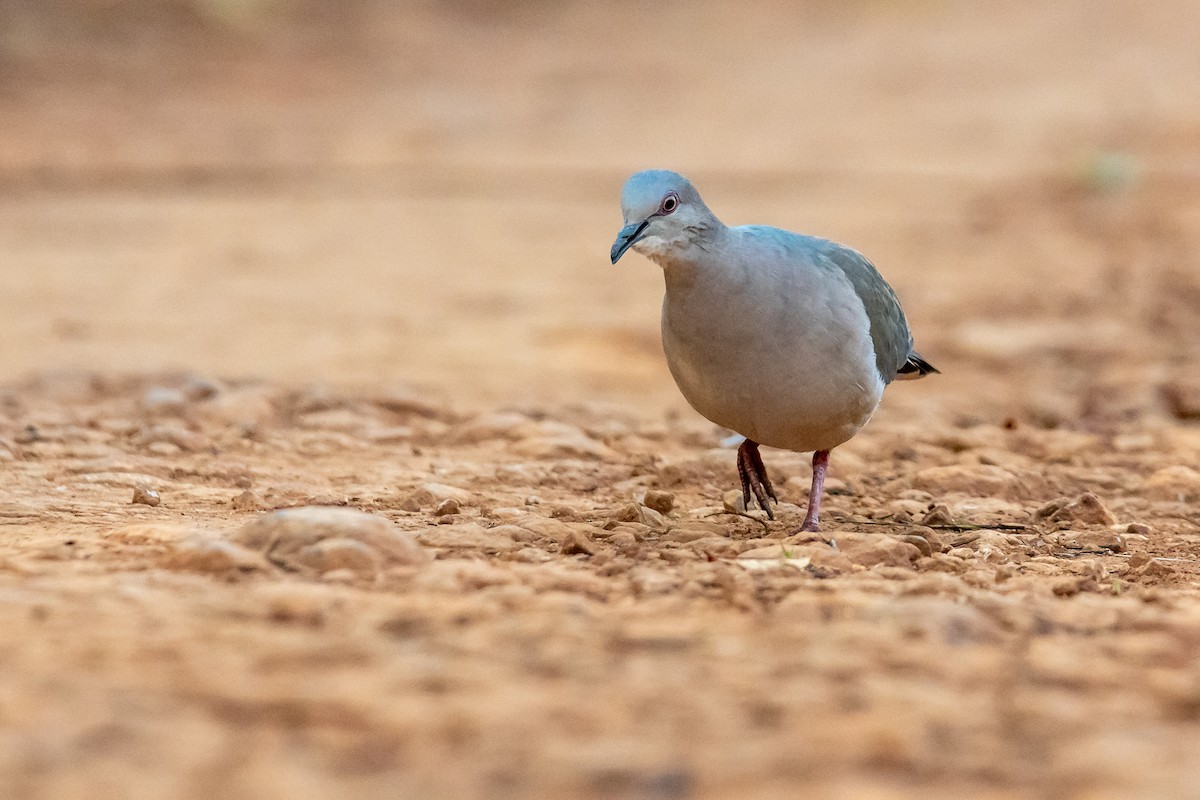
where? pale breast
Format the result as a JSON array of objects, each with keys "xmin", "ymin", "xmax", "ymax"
[{"xmin": 660, "ymin": 232, "xmax": 886, "ymax": 453}]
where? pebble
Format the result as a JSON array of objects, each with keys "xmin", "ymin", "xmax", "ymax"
[
  {"xmin": 231, "ymin": 490, "xmax": 263, "ymax": 511},
  {"xmin": 660, "ymin": 527, "xmax": 711, "ymax": 544},
  {"xmin": 561, "ymin": 529, "xmax": 597, "ymax": 556},
  {"xmin": 400, "ymin": 482, "xmax": 472, "ymax": 512},
  {"xmin": 642, "ymin": 489, "xmax": 675, "ymax": 514},
  {"xmin": 900, "ymin": 534, "xmax": 934, "ymax": 558},
  {"xmin": 686, "ymin": 536, "xmax": 739, "ymax": 559},
  {"xmin": 1036, "ymin": 492, "xmax": 1117, "ymax": 526},
  {"xmin": 611, "ymin": 503, "xmax": 669, "ymax": 531},
  {"xmin": 163, "ymin": 536, "xmax": 269, "ymax": 574},
  {"xmin": 293, "ymin": 537, "xmax": 381, "ymax": 576},
  {"xmin": 416, "ymin": 523, "xmax": 521, "ymax": 553},
  {"xmin": 836, "ymin": 533, "xmax": 923, "ymax": 568},
  {"xmin": 233, "ymin": 506, "xmax": 430, "ymax": 568},
  {"xmin": 603, "ymin": 530, "xmax": 640, "ymax": 551},
  {"xmin": 131, "ymin": 484, "xmax": 161, "ymax": 507},
  {"xmin": 1056, "ymin": 530, "xmax": 1126, "ymax": 553},
  {"xmin": 722, "ymin": 490, "xmax": 747, "ymax": 515},
  {"xmin": 434, "ymin": 498, "xmax": 461, "ymax": 516},
  {"xmin": 920, "ymin": 504, "xmax": 954, "ymax": 526}
]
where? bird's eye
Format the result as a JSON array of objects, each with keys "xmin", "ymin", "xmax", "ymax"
[{"xmin": 660, "ymin": 193, "xmax": 679, "ymax": 214}]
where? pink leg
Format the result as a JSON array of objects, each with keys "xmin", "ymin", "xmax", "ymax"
[{"xmin": 799, "ymin": 449, "xmax": 830, "ymax": 532}]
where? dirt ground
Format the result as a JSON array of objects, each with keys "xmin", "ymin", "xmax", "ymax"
[{"xmin": 3, "ymin": 1, "xmax": 1200, "ymax": 798}]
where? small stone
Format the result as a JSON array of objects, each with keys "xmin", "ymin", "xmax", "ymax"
[
  {"xmin": 642, "ymin": 490, "xmax": 675, "ymax": 514},
  {"xmin": 1134, "ymin": 557, "xmax": 1176, "ymax": 579},
  {"xmin": 1041, "ymin": 492, "xmax": 1116, "ymax": 526},
  {"xmin": 231, "ymin": 490, "xmax": 262, "ymax": 511},
  {"xmin": 611, "ymin": 503, "xmax": 668, "ymax": 531},
  {"xmin": 920, "ymin": 504, "xmax": 954, "ymax": 526},
  {"xmin": 163, "ymin": 536, "xmax": 269, "ymax": 574},
  {"xmin": 293, "ymin": 538, "xmax": 381, "ymax": 576},
  {"xmin": 1126, "ymin": 522, "xmax": 1151, "ymax": 536},
  {"xmin": 434, "ymin": 498, "xmax": 461, "ymax": 516},
  {"xmin": 416, "ymin": 523, "xmax": 521, "ymax": 553},
  {"xmin": 723, "ymin": 490, "xmax": 747, "ymax": 515},
  {"xmin": 131, "ymin": 484, "xmax": 161, "ymax": 507},
  {"xmin": 900, "ymin": 534, "xmax": 933, "ymax": 558},
  {"xmin": 400, "ymin": 482, "xmax": 472, "ymax": 512},
  {"xmin": 561, "ymin": 529, "xmax": 596, "ymax": 556},
  {"xmin": 514, "ymin": 515, "xmax": 592, "ymax": 544},
  {"xmin": 687, "ymin": 536, "xmax": 738, "ymax": 559},
  {"xmin": 233, "ymin": 506, "xmax": 430, "ymax": 568},
  {"xmin": 837, "ymin": 533, "xmax": 922, "ymax": 568},
  {"xmin": 661, "ymin": 527, "xmax": 711, "ymax": 544}
]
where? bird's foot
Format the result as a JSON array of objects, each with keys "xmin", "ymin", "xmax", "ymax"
[
  {"xmin": 736, "ymin": 439, "xmax": 777, "ymax": 520},
  {"xmin": 792, "ymin": 450, "xmax": 831, "ymax": 539}
]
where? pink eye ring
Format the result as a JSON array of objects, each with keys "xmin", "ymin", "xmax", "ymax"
[{"xmin": 660, "ymin": 193, "xmax": 679, "ymax": 214}]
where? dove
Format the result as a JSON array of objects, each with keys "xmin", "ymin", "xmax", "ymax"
[{"xmin": 611, "ymin": 170, "xmax": 937, "ymax": 531}]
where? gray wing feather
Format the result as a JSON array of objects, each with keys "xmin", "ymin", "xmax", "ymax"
[{"xmin": 818, "ymin": 244, "xmax": 914, "ymax": 384}]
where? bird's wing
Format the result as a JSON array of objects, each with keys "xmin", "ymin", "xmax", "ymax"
[{"xmin": 817, "ymin": 242, "xmax": 916, "ymax": 384}]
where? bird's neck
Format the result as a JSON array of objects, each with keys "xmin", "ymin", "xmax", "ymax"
[
  {"xmin": 643, "ymin": 221, "xmax": 724, "ymax": 281},
  {"xmin": 653, "ymin": 223, "xmax": 731, "ymax": 292}
]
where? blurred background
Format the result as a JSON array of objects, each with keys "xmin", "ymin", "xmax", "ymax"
[{"xmin": 1, "ymin": 0, "xmax": 1198, "ymax": 423}]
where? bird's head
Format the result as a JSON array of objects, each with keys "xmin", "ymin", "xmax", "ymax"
[{"xmin": 610, "ymin": 170, "xmax": 715, "ymax": 265}]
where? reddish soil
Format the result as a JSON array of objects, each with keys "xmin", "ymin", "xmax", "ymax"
[{"xmin": 2, "ymin": 2, "xmax": 1200, "ymax": 798}]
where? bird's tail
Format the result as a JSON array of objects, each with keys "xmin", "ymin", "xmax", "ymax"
[{"xmin": 895, "ymin": 352, "xmax": 939, "ymax": 380}]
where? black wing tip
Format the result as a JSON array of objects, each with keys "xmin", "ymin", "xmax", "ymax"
[{"xmin": 898, "ymin": 353, "xmax": 940, "ymax": 378}]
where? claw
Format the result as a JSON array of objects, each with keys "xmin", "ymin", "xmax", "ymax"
[{"xmin": 736, "ymin": 439, "xmax": 775, "ymax": 520}]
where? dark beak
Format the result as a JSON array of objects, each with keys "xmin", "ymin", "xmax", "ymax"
[{"xmin": 610, "ymin": 219, "xmax": 649, "ymax": 264}]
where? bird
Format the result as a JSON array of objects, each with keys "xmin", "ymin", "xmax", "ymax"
[{"xmin": 610, "ymin": 169, "xmax": 937, "ymax": 532}]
